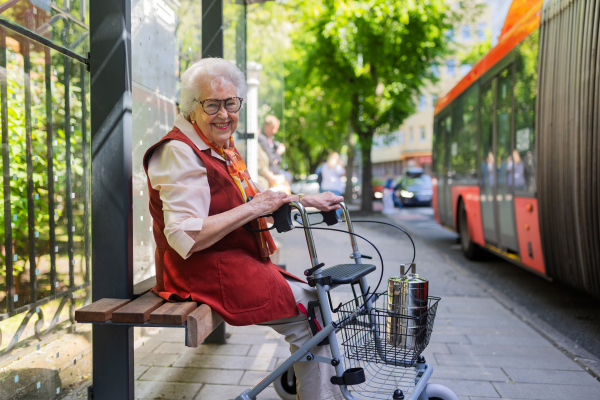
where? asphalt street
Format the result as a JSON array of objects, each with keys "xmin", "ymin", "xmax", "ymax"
[{"xmin": 374, "ymin": 204, "xmax": 600, "ymax": 362}]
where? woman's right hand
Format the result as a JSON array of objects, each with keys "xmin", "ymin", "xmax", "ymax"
[{"xmin": 248, "ymin": 190, "xmax": 293, "ymax": 217}]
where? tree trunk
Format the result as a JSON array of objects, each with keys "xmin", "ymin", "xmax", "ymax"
[
  {"xmin": 359, "ymin": 133, "xmax": 373, "ymax": 213},
  {"xmin": 344, "ymin": 134, "xmax": 356, "ymax": 202}
]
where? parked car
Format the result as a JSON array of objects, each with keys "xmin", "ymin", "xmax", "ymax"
[
  {"xmin": 290, "ymin": 174, "xmax": 321, "ymax": 195},
  {"xmin": 372, "ymin": 177, "xmax": 386, "ymax": 199},
  {"xmin": 394, "ymin": 173, "xmax": 433, "ymax": 206}
]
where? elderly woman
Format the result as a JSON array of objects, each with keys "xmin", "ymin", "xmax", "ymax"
[{"xmin": 143, "ymin": 58, "xmax": 344, "ymax": 400}]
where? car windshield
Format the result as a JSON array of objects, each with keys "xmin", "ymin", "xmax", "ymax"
[{"xmin": 403, "ymin": 176, "xmax": 431, "ymax": 187}]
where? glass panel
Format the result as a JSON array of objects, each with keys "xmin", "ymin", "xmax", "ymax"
[
  {"xmin": 0, "ymin": 0, "xmax": 89, "ymax": 57},
  {"xmin": 0, "ymin": 19, "xmax": 91, "ymax": 398},
  {"xmin": 514, "ymin": 29, "xmax": 539, "ymax": 194},
  {"xmin": 451, "ymin": 85, "xmax": 479, "ymax": 183},
  {"xmin": 224, "ymin": 0, "xmax": 247, "ymax": 157},
  {"xmin": 496, "ymin": 67, "xmax": 518, "ymax": 251},
  {"xmin": 480, "ymin": 81, "xmax": 496, "ymax": 243},
  {"xmin": 131, "ymin": 0, "xmax": 181, "ymax": 283}
]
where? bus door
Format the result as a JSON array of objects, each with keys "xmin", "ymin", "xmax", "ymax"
[
  {"xmin": 480, "ymin": 67, "xmax": 519, "ymax": 251},
  {"xmin": 438, "ymin": 113, "xmax": 453, "ymax": 227}
]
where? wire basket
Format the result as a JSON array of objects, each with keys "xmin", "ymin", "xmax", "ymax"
[{"xmin": 336, "ymin": 292, "xmax": 440, "ymax": 367}]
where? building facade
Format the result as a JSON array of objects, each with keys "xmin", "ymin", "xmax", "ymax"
[{"xmin": 371, "ymin": 0, "xmax": 493, "ymax": 179}]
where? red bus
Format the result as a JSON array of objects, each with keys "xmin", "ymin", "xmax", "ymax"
[{"xmin": 432, "ymin": 0, "xmax": 600, "ymax": 297}]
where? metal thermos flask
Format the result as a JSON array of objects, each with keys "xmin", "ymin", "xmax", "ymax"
[{"xmin": 387, "ymin": 263, "xmax": 429, "ymax": 349}]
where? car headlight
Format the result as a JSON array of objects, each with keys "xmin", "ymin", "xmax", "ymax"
[
  {"xmin": 400, "ymin": 190, "xmax": 414, "ymax": 198},
  {"xmin": 374, "ymin": 191, "xmax": 384, "ymax": 199}
]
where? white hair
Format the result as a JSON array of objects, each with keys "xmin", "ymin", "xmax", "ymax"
[{"xmin": 179, "ymin": 58, "xmax": 247, "ymax": 118}]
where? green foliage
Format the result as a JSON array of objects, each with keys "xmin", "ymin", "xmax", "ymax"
[
  {"xmin": 459, "ymin": 35, "xmax": 492, "ymax": 66},
  {"xmin": 289, "ymin": 0, "xmax": 458, "ymax": 210}
]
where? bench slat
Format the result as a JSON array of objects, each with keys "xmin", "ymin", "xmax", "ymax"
[
  {"xmin": 186, "ymin": 304, "xmax": 224, "ymax": 347},
  {"xmin": 75, "ymin": 298, "xmax": 132, "ymax": 323},
  {"xmin": 112, "ymin": 292, "xmax": 165, "ymax": 324},
  {"xmin": 149, "ymin": 302, "xmax": 198, "ymax": 325}
]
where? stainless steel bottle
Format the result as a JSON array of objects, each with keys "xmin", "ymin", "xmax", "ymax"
[{"xmin": 387, "ymin": 263, "xmax": 429, "ymax": 350}]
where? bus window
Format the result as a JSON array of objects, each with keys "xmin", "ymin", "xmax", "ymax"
[
  {"xmin": 514, "ymin": 30, "xmax": 539, "ymax": 194},
  {"xmin": 480, "ymin": 81, "xmax": 496, "ymax": 243},
  {"xmin": 497, "ymin": 68, "xmax": 518, "ymax": 251},
  {"xmin": 451, "ymin": 85, "xmax": 479, "ymax": 183}
]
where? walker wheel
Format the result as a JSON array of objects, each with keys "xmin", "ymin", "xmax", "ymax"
[{"xmin": 274, "ymin": 369, "xmax": 296, "ymax": 400}]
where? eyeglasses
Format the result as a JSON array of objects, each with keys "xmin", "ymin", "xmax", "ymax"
[{"xmin": 195, "ymin": 97, "xmax": 243, "ymax": 115}]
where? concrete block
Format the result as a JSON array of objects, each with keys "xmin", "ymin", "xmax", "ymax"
[
  {"xmin": 466, "ymin": 334, "xmax": 552, "ymax": 347},
  {"xmin": 503, "ymin": 368, "xmax": 600, "ymax": 385},
  {"xmin": 427, "ymin": 378, "xmax": 500, "ymax": 398},
  {"xmin": 447, "ymin": 344, "xmax": 557, "ymax": 357},
  {"xmin": 429, "ymin": 365, "xmax": 508, "ymax": 382},
  {"xmin": 248, "ymin": 344, "xmax": 291, "ymax": 358},
  {"xmin": 139, "ymin": 366, "xmax": 244, "ymax": 385},
  {"xmin": 135, "ymin": 365, "xmax": 150, "ymax": 380},
  {"xmin": 195, "ymin": 384, "xmax": 280, "ymax": 400},
  {"xmin": 434, "ymin": 354, "xmax": 583, "ymax": 370},
  {"xmin": 136, "ymin": 352, "xmax": 181, "ymax": 367},
  {"xmin": 173, "ymin": 353, "xmax": 276, "ymax": 371},
  {"xmin": 134, "ymin": 380, "xmax": 201, "ymax": 399}
]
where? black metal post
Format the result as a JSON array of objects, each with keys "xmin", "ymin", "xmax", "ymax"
[
  {"xmin": 202, "ymin": 0, "xmax": 227, "ymax": 344},
  {"xmin": 90, "ymin": 1, "xmax": 133, "ymax": 399},
  {"xmin": 202, "ymin": 0, "xmax": 224, "ymax": 58}
]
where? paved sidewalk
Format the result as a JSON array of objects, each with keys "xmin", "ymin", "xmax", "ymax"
[{"xmin": 132, "ymin": 212, "xmax": 600, "ymax": 400}]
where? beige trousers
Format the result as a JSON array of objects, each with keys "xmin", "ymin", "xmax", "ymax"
[{"xmin": 259, "ymin": 278, "xmax": 345, "ymax": 400}]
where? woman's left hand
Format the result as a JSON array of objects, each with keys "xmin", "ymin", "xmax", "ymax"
[{"xmin": 303, "ymin": 192, "xmax": 343, "ymax": 211}]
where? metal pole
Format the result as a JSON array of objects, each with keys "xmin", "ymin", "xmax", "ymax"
[
  {"xmin": 202, "ymin": 0, "xmax": 224, "ymax": 59},
  {"xmin": 90, "ymin": 0, "xmax": 133, "ymax": 399}
]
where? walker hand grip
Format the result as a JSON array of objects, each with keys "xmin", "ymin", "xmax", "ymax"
[
  {"xmin": 321, "ymin": 210, "xmax": 340, "ymax": 226},
  {"xmin": 272, "ymin": 203, "xmax": 294, "ymax": 233}
]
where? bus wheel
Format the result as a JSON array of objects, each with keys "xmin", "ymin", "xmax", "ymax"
[{"xmin": 458, "ymin": 201, "xmax": 483, "ymax": 260}]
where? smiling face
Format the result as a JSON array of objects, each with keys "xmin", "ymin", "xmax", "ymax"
[{"xmin": 190, "ymin": 78, "xmax": 239, "ymax": 148}]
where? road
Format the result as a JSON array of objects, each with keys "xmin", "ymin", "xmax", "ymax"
[{"xmin": 380, "ymin": 205, "xmax": 600, "ymax": 362}]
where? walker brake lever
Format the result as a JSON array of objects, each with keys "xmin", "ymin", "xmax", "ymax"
[{"xmin": 304, "ymin": 263, "xmax": 325, "ymax": 277}]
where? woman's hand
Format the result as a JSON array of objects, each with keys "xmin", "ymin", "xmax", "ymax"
[
  {"xmin": 248, "ymin": 190, "xmax": 295, "ymax": 217},
  {"xmin": 303, "ymin": 192, "xmax": 343, "ymax": 211}
]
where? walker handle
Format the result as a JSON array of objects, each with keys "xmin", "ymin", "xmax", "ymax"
[{"xmin": 320, "ymin": 210, "xmax": 340, "ymax": 226}]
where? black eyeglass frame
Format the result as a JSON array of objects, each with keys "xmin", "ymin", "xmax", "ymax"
[{"xmin": 195, "ymin": 97, "xmax": 244, "ymax": 115}]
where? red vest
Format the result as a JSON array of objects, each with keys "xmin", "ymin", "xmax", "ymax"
[{"xmin": 143, "ymin": 128, "xmax": 301, "ymax": 326}]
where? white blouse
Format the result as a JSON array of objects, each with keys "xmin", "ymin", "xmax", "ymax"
[{"xmin": 147, "ymin": 115, "xmax": 229, "ymax": 259}]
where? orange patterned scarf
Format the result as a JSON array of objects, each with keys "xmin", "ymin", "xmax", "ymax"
[{"xmin": 191, "ymin": 122, "xmax": 277, "ymax": 258}]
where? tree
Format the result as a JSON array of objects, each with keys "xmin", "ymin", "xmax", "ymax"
[{"xmin": 295, "ymin": 0, "xmax": 459, "ymax": 212}]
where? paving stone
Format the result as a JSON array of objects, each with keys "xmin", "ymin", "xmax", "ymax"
[
  {"xmin": 434, "ymin": 325, "xmax": 538, "ymax": 336},
  {"xmin": 195, "ymin": 384, "xmax": 280, "ymax": 400},
  {"xmin": 427, "ymin": 378, "xmax": 500, "ymax": 398},
  {"xmin": 240, "ymin": 370, "xmax": 277, "ymax": 386},
  {"xmin": 173, "ymin": 353, "xmax": 276, "ymax": 371},
  {"xmin": 430, "ymin": 334, "xmax": 471, "ymax": 344},
  {"xmin": 503, "ymin": 368, "xmax": 600, "ymax": 385},
  {"xmin": 134, "ymin": 337, "xmax": 164, "ymax": 354},
  {"xmin": 163, "ymin": 329, "xmax": 187, "ymax": 343},
  {"xmin": 139, "ymin": 366, "xmax": 244, "ymax": 385},
  {"xmin": 134, "ymin": 380, "xmax": 201, "ymax": 399},
  {"xmin": 136, "ymin": 352, "xmax": 181, "ymax": 367},
  {"xmin": 434, "ymin": 354, "xmax": 583, "ymax": 370},
  {"xmin": 248, "ymin": 344, "xmax": 291, "ymax": 358},
  {"xmin": 429, "ymin": 365, "xmax": 508, "ymax": 382},
  {"xmin": 466, "ymin": 334, "xmax": 552, "ymax": 347},
  {"xmin": 447, "ymin": 344, "xmax": 557, "ymax": 357},
  {"xmin": 493, "ymin": 382, "xmax": 600, "ymax": 399},
  {"xmin": 421, "ymin": 342, "xmax": 451, "ymax": 354},
  {"xmin": 135, "ymin": 365, "xmax": 150, "ymax": 380},
  {"xmin": 446, "ymin": 318, "xmax": 527, "ymax": 329},
  {"xmin": 153, "ymin": 342, "xmax": 189, "ymax": 354}
]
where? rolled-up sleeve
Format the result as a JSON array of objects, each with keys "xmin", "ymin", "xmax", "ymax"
[{"xmin": 147, "ymin": 140, "xmax": 210, "ymax": 259}]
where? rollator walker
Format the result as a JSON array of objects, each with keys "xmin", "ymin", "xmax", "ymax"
[{"xmin": 236, "ymin": 202, "xmax": 459, "ymax": 400}]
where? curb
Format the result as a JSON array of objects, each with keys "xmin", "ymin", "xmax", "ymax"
[{"xmin": 375, "ymin": 211, "xmax": 600, "ymax": 382}]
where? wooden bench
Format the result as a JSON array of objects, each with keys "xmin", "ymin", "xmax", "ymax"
[{"xmin": 75, "ymin": 277, "xmax": 224, "ymax": 347}]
